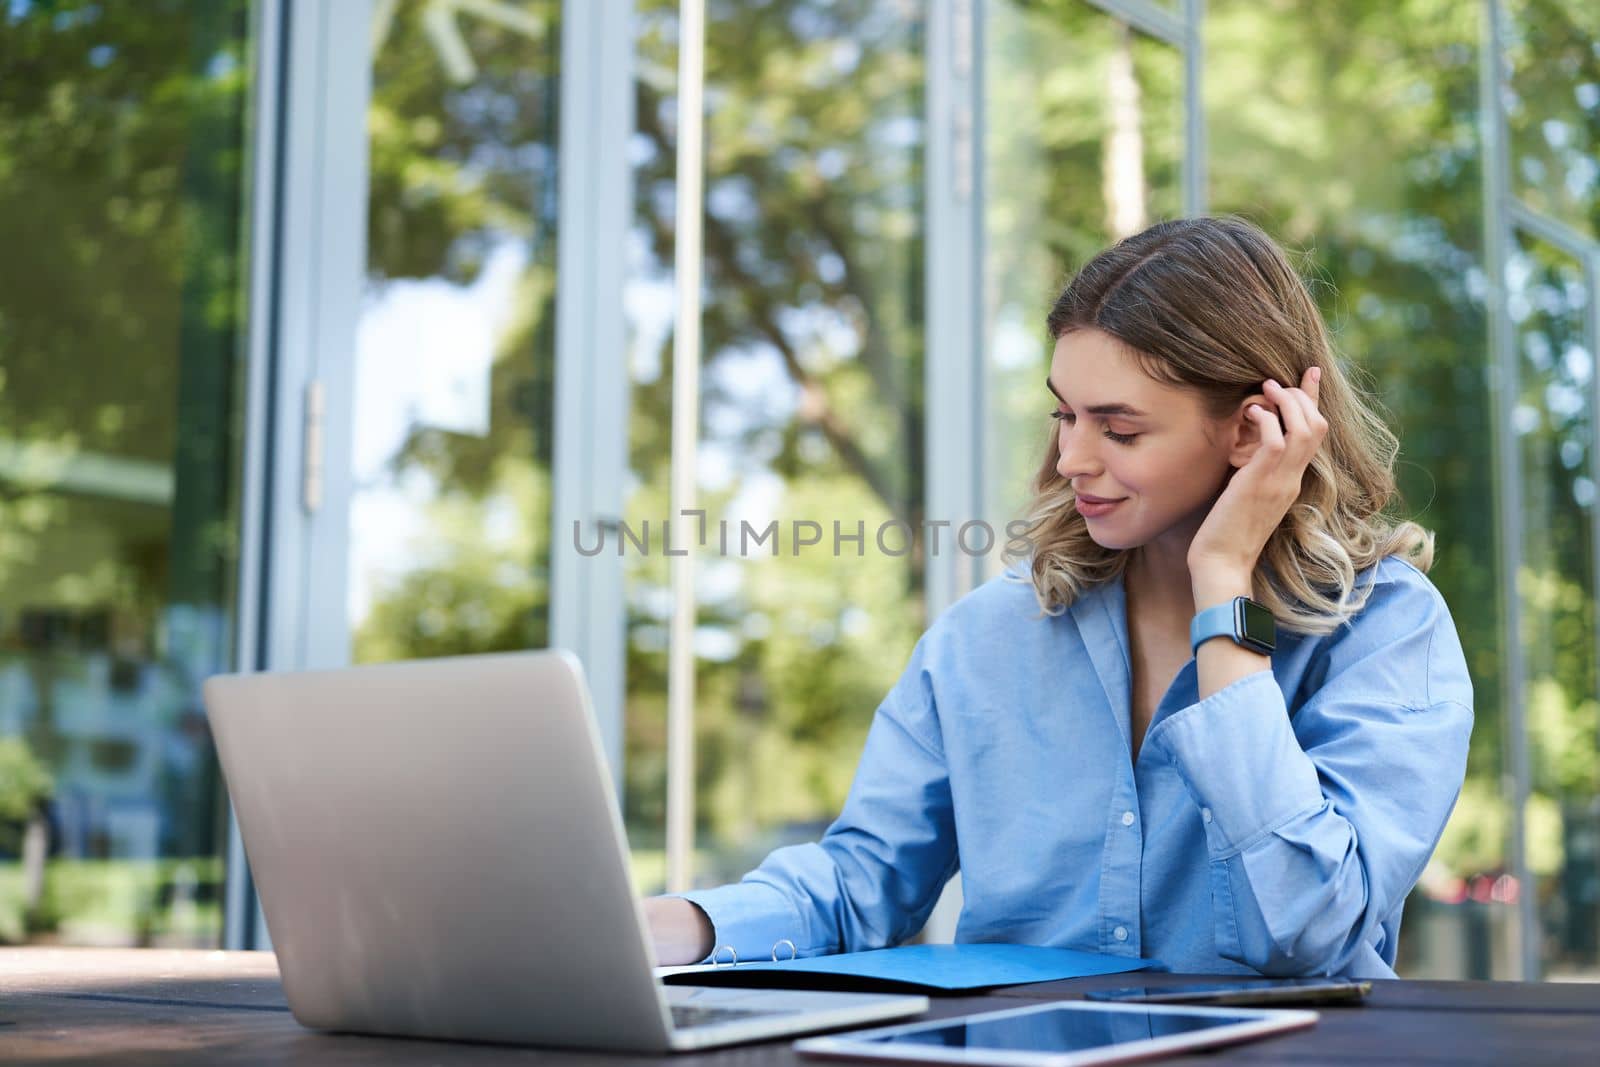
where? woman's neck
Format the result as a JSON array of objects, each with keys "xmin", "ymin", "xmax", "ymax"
[{"xmin": 1126, "ymin": 536, "xmax": 1198, "ymax": 621}]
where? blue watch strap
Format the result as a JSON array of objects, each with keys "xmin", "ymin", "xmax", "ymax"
[{"xmin": 1190, "ymin": 600, "xmax": 1239, "ymax": 655}]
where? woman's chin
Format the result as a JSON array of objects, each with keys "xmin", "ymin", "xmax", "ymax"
[{"xmin": 1085, "ymin": 529, "xmax": 1136, "ymax": 551}]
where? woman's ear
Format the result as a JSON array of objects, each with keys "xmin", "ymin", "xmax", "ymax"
[{"xmin": 1227, "ymin": 393, "xmax": 1269, "ymax": 468}]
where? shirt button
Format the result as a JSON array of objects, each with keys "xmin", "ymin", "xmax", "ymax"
[
  {"xmin": 1121, "ymin": 810, "xmax": 1136, "ymax": 827},
  {"xmin": 1113, "ymin": 925, "xmax": 1129, "ymax": 942},
  {"xmin": 1202, "ymin": 807, "xmax": 1213, "ymax": 824}
]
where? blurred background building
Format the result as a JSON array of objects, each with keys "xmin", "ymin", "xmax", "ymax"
[{"xmin": 0, "ymin": 0, "xmax": 1596, "ymax": 981}]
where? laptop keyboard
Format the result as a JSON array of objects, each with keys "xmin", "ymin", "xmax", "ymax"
[{"xmin": 671, "ymin": 1003, "xmax": 795, "ymax": 1029}]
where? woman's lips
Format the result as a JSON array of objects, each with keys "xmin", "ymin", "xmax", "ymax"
[{"xmin": 1075, "ymin": 494, "xmax": 1125, "ymax": 518}]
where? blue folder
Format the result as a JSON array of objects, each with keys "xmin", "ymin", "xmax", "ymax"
[{"xmin": 660, "ymin": 943, "xmax": 1161, "ymax": 994}]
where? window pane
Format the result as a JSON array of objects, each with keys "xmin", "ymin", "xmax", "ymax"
[
  {"xmin": 983, "ymin": 1, "xmax": 1183, "ymax": 544},
  {"xmin": 1205, "ymin": 0, "xmax": 1511, "ymax": 977},
  {"xmin": 1508, "ymin": 230, "xmax": 1599, "ymax": 979},
  {"xmin": 349, "ymin": 2, "xmax": 560, "ymax": 665},
  {"xmin": 1504, "ymin": 0, "xmax": 1600, "ymax": 242},
  {"xmin": 623, "ymin": 0, "xmax": 679, "ymax": 892},
  {"xmin": 0, "ymin": 0, "xmax": 253, "ymax": 946},
  {"xmin": 624, "ymin": 0, "xmax": 927, "ymax": 890}
]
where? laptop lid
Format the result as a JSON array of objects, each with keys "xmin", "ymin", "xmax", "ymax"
[{"xmin": 204, "ymin": 650, "xmax": 675, "ymax": 1050}]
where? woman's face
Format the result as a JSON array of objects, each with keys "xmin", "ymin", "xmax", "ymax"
[{"xmin": 1048, "ymin": 328, "xmax": 1239, "ymax": 554}]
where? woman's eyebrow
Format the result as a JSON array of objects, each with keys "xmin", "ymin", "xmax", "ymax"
[{"xmin": 1045, "ymin": 377, "xmax": 1147, "ymax": 417}]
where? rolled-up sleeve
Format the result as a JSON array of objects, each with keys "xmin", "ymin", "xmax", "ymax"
[
  {"xmin": 670, "ymin": 635, "xmax": 960, "ymax": 963},
  {"xmin": 1142, "ymin": 573, "xmax": 1473, "ymax": 977}
]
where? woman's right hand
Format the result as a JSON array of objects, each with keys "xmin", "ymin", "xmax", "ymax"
[{"xmin": 642, "ymin": 895, "xmax": 716, "ymax": 966}]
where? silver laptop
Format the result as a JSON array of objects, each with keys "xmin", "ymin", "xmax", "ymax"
[{"xmin": 203, "ymin": 649, "xmax": 929, "ymax": 1051}]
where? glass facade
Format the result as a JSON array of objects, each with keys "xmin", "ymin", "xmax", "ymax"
[
  {"xmin": 0, "ymin": 0, "xmax": 254, "ymax": 945},
  {"xmin": 1204, "ymin": 0, "xmax": 1513, "ymax": 979},
  {"xmin": 1503, "ymin": 0, "xmax": 1599, "ymax": 242},
  {"xmin": 1, "ymin": 0, "xmax": 1597, "ymax": 982},
  {"xmin": 690, "ymin": 0, "xmax": 927, "ymax": 887},
  {"xmin": 1492, "ymin": 0, "xmax": 1600, "ymax": 980},
  {"xmin": 623, "ymin": 0, "xmax": 927, "ymax": 891},
  {"xmin": 1510, "ymin": 230, "xmax": 1599, "ymax": 977},
  {"xmin": 622, "ymin": 0, "xmax": 680, "ymax": 895},
  {"xmin": 984, "ymin": 0, "xmax": 1183, "ymax": 556},
  {"xmin": 347, "ymin": 1, "xmax": 560, "ymax": 667}
]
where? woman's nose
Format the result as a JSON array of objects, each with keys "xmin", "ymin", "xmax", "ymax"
[{"xmin": 1056, "ymin": 427, "xmax": 1099, "ymax": 481}]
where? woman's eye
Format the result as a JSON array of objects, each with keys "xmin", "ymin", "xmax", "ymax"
[{"xmin": 1053, "ymin": 410, "xmax": 1135, "ymax": 444}]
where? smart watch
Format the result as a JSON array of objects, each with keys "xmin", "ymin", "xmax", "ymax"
[{"xmin": 1190, "ymin": 596, "xmax": 1276, "ymax": 656}]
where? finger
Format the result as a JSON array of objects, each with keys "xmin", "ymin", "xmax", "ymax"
[
  {"xmin": 1273, "ymin": 377, "xmax": 1329, "ymax": 454},
  {"xmin": 1248, "ymin": 402, "xmax": 1284, "ymax": 456},
  {"xmin": 1301, "ymin": 365, "xmax": 1321, "ymax": 407},
  {"xmin": 1283, "ymin": 376, "xmax": 1329, "ymax": 445},
  {"xmin": 1252, "ymin": 385, "xmax": 1285, "ymax": 434},
  {"xmin": 1266, "ymin": 379, "xmax": 1309, "ymax": 441},
  {"xmin": 1294, "ymin": 385, "xmax": 1329, "ymax": 442}
]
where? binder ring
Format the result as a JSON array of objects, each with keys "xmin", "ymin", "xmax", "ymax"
[
  {"xmin": 712, "ymin": 944, "xmax": 738, "ymax": 967},
  {"xmin": 771, "ymin": 939, "xmax": 797, "ymax": 962}
]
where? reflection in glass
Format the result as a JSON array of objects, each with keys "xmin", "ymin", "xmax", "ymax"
[
  {"xmin": 349, "ymin": 1, "xmax": 559, "ymax": 666},
  {"xmin": 983, "ymin": 1, "xmax": 1183, "ymax": 549},
  {"xmin": 1503, "ymin": 0, "xmax": 1600, "ymax": 241},
  {"xmin": 0, "ymin": 0, "xmax": 253, "ymax": 945},
  {"xmin": 623, "ymin": 0, "xmax": 680, "ymax": 893},
  {"xmin": 625, "ymin": 0, "xmax": 927, "ymax": 890},
  {"xmin": 1206, "ymin": 0, "xmax": 1508, "ymax": 977},
  {"xmin": 1508, "ymin": 231, "xmax": 1599, "ymax": 978}
]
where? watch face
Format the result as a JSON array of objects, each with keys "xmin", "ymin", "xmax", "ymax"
[{"xmin": 1237, "ymin": 598, "xmax": 1277, "ymax": 651}]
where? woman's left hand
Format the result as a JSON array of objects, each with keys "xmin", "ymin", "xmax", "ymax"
[{"xmin": 1186, "ymin": 367, "xmax": 1327, "ymax": 602}]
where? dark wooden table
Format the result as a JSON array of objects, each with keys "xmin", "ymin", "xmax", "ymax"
[{"xmin": 3, "ymin": 949, "xmax": 1598, "ymax": 1065}]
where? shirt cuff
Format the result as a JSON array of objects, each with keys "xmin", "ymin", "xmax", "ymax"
[
  {"xmin": 668, "ymin": 881, "xmax": 813, "ymax": 964},
  {"xmin": 1142, "ymin": 669, "xmax": 1325, "ymax": 856}
]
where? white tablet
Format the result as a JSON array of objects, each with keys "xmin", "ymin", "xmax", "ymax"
[{"xmin": 793, "ymin": 999, "xmax": 1317, "ymax": 1067}]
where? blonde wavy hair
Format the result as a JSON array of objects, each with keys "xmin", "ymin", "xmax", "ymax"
[{"xmin": 1006, "ymin": 215, "xmax": 1433, "ymax": 635}]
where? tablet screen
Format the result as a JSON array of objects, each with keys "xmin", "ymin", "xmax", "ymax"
[
  {"xmin": 859, "ymin": 1006, "xmax": 1265, "ymax": 1054},
  {"xmin": 797, "ymin": 1001, "xmax": 1316, "ymax": 1065}
]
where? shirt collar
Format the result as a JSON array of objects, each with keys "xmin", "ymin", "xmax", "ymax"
[{"xmin": 1070, "ymin": 574, "xmax": 1133, "ymax": 756}]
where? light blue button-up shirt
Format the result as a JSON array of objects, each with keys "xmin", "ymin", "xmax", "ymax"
[{"xmin": 676, "ymin": 556, "xmax": 1473, "ymax": 979}]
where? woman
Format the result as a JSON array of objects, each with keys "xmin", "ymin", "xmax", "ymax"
[{"xmin": 643, "ymin": 216, "xmax": 1473, "ymax": 979}]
